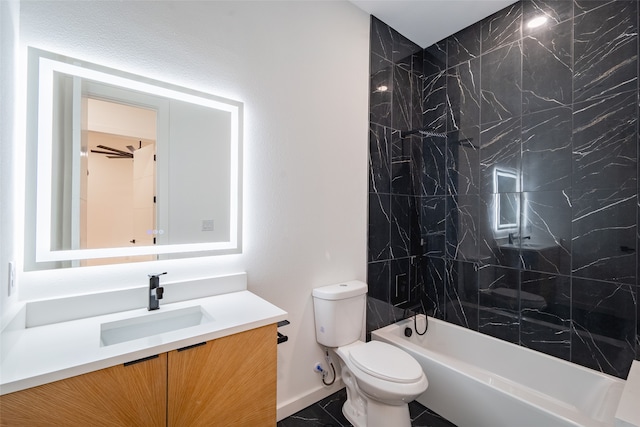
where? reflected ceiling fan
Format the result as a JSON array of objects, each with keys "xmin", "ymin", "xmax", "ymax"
[{"xmin": 90, "ymin": 142, "xmax": 141, "ymax": 159}]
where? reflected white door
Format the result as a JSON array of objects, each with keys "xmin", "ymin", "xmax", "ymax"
[{"xmin": 132, "ymin": 144, "xmax": 156, "ymax": 246}]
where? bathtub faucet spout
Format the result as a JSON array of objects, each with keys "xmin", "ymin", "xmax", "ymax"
[{"xmin": 403, "ymin": 302, "xmax": 424, "ymax": 320}]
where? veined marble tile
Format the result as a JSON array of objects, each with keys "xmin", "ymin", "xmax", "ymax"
[
  {"xmin": 392, "ymin": 131, "xmax": 414, "ymax": 196},
  {"xmin": 369, "ymin": 58, "xmax": 392, "ymax": 127},
  {"xmin": 478, "ymin": 265, "xmax": 521, "ymax": 344},
  {"xmin": 521, "ymin": 191, "xmax": 572, "ymax": 275},
  {"xmin": 447, "ymin": 126, "xmax": 480, "ymax": 196},
  {"xmin": 392, "ymin": 65, "xmax": 414, "ymax": 132},
  {"xmin": 523, "ymin": 19, "xmax": 573, "ymax": 113},
  {"xmin": 391, "ymin": 195, "xmax": 420, "ymax": 259},
  {"xmin": 419, "ymin": 136, "xmax": 446, "ymax": 196},
  {"xmin": 572, "ymin": 91, "xmax": 637, "ymax": 191},
  {"xmin": 481, "ymin": 2, "xmax": 523, "ymax": 54},
  {"xmin": 522, "ymin": 106, "xmax": 572, "ymax": 192},
  {"xmin": 369, "ymin": 123, "xmax": 391, "ymax": 194},
  {"xmin": 447, "ymin": 58, "xmax": 481, "ymax": 132},
  {"xmin": 391, "ymin": 257, "xmax": 411, "ymax": 306},
  {"xmin": 477, "ymin": 192, "xmax": 522, "ymax": 269},
  {"xmin": 422, "ymin": 71, "xmax": 447, "ymax": 133},
  {"xmin": 571, "ymin": 278, "xmax": 637, "ymax": 378},
  {"xmin": 444, "ymin": 259, "xmax": 479, "ymax": 330},
  {"xmin": 368, "ymin": 192, "xmax": 391, "ymax": 263},
  {"xmin": 416, "ymin": 256, "xmax": 446, "ymax": 318},
  {"xmin": 367, "ymin": 262, "xmax": 391, "ymax": 303},
  {"xmin": 480, "ymin": 42, "xmax": 523, "ymax": 124},
  {"xmin": 445, "ymin": 195, "xmax": 480, "ymax": 261},
  {"xmin": 424, "ymin": 40, "xmax": 447, "ymax": 77},
  {"xmin": 524, "ymin": 0, "xmax": 574, "ymax": 31},
  {"xmin": 574, "ymin": 0, "xmax": 638, "ymax": 102},
  {"xmin": 420, "ymin": 196, "xmax": 446, "ymax": 257},
  {"xmin": 571, "ymin": 188, "xmax": 636, "ymax": 284},
  {"xmin": 520, "ymin": 271, "xmax": 571, "ymax": 362},
  {"xmin": 479, "ymin": 116, "xmax": 521, "ymax": 195},
  {"xmin": 448, "ymin": 22, "xmax": 481, "ymax": 68},
  {"xmin": 370, "ymin": 16, "xmax": 393, "ymax": 61}
]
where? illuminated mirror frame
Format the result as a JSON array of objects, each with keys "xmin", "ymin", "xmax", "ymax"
[
  {"xmin": 494, "ymin": 168, "xmax": 520, "ymax": 232},
  {"xmin": 31, "ymin": 48, "xmax": 242, "ymax": 263}
]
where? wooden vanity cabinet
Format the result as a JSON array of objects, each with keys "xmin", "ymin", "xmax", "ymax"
[
  {"xmin": 168, "ymin": 324, "xmax": 277, "ymax": 426},
  {"xmin": 0, "ymin": 353, "xmax": 166, "ymax": 427},
  {"xmin": 0, "ymin": 324, "xmax": 277, "ymax": 427}
]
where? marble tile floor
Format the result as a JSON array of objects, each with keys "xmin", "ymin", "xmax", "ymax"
[{"xmin": 277, "ymin": 388, "xmax": 457, "ymax": 427}]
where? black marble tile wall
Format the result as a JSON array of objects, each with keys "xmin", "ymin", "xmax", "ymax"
[
  {"xmin": 368, "ymin": 15, "xmax": 427, "ymax": 326},
  {"xmin": 367, "ymin": 1, "xmax": 640, "ymax": 379}
]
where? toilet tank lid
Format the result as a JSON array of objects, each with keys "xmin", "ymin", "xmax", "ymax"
[{"xmin": 312, "ymin": 281, "xmax": 367, "ymax": 300}]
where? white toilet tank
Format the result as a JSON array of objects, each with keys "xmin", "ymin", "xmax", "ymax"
[{"xmin": 312, "ymin": 281, "xmax": 367, "ymax": 347}]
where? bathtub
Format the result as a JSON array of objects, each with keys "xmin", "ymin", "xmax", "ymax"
[{"xmin": 372, "ymin": 315, "xmax": 634, "ymax": 427}]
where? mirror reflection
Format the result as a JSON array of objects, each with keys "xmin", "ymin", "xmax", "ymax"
[
  {"xmin": 494, "ymin": 169, "xmax": 519, "ymax": 231},
  {"xmin": 83, "ymin": 99, "xmax": 157, "ymax": 263},
  {"xmin": 26, "ymin": 48, "xmax": 242, "ymax": 269}
]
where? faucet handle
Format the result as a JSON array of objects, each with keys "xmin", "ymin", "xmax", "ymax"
[
  {"xmin": 156, "ymin": 286, "xmax": 164, "ymax": 300},
  {"xmin": 148, "ymin": 272, "xmax": 168, "ymax": 279}
]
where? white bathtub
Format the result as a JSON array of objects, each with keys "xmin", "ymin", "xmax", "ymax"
[{"xmin": 372, "ymin": 315, "xmax": 634, "ymax": 427}]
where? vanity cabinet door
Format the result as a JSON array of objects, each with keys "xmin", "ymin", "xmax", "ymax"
[
  {"xmin": 167, "ymin": 324, "xmax": 277, "ymax": 426},
  {"xmin": 0, "ymin": 353, "xmax": 167, "ymax": 427}
]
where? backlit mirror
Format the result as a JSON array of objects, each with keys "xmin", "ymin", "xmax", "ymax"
[
  {"xmin": 25, "ymin": 48, "xmax": 243, "ymax": 269},
  {"xmin": 494, "ymin": 169, "xmax": 519, "ymax": 231}
]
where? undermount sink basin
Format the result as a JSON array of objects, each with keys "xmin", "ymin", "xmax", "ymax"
[{"xmin": 100, "ymin": 306, "xmax": 213, "ymax": 346}]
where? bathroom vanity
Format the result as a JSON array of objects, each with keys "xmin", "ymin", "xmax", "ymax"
[{"xmin": 0, "ymin": 278, "xmax": 287, "ymax": 426}]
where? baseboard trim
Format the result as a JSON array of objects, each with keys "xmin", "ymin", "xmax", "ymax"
[{"xmin": 276, "ymin": 378, "xmax": 345, "ymax": 421}]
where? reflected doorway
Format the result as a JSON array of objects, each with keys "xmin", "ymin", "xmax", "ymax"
[{"xmin": 82, "ymin": 98, "xmax": 157, "ymax": 265}]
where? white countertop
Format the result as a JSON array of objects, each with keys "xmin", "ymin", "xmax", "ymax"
[{"xmin": 0, "ymin": 290, "xmax": 287, "ymax": 395}]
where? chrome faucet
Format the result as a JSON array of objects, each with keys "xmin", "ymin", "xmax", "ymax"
[
  {"xmin": 148, "ymin": 272, "xmax": 167, "ymax": 311},
  {"xmin": 508, "ymin": 233, "xmax": 531, "ymax": 245}
]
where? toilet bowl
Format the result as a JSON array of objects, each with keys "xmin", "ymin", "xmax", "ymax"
[
  {"xmin": 338, "ymin": 341, "xmax": 428, "ymax": 404},
  {"xmin": 312, "ymin": 281, "xmax": 428, "ymax": 427}
]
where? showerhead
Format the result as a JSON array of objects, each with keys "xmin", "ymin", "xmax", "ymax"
[
  {"xmin": 400, "ymin": 128, "xmax": 446, "ymax": 139},
  {"xmin": 417, "ymin": 130, "xmax": 447, "ymax": 138}
]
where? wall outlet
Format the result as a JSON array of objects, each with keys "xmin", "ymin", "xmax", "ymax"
[
  {"xmin": 201, "ymin": 219, "xmax": 214, "ymax": 232},
  {"xmin": 8, "ymin": 261, "xmax": 15, "ymax": 297}
]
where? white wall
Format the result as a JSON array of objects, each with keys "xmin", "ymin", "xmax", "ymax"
[
  {"xmin": 168, "ymin": 100, "xmax": 231, "ymax": 244},
  {"xmin": 0, "ymin": 0, "xmax": 20, "ymax": 323},
  {"xmin": 10, "ymin": 0, "xmax": 369, "ymax": 419}
]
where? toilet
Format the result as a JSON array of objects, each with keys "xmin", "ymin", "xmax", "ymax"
[{"xmin": 312, "ymin": 281, "xmax": 428, "ymax": 427}]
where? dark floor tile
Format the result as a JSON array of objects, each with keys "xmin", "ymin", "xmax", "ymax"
[
  {"xmin": 279, "ymin": 389, "xmax": 456, "ymax": 427},
  {"xmin": 317, "ymin": 389, "xmax": 351, "ymax": 426},
  {"xmin": 277, "ymin": 403, "xmax": 347, "ymax": 427},
  {"xmin": 410, "ymin": 401, "xmax": 459, "ymax": 427}
]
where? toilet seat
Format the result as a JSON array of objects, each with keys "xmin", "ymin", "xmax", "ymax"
[{"xmin": 349, "ymin": 341, "xmax": 423, "ymax": 384}]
